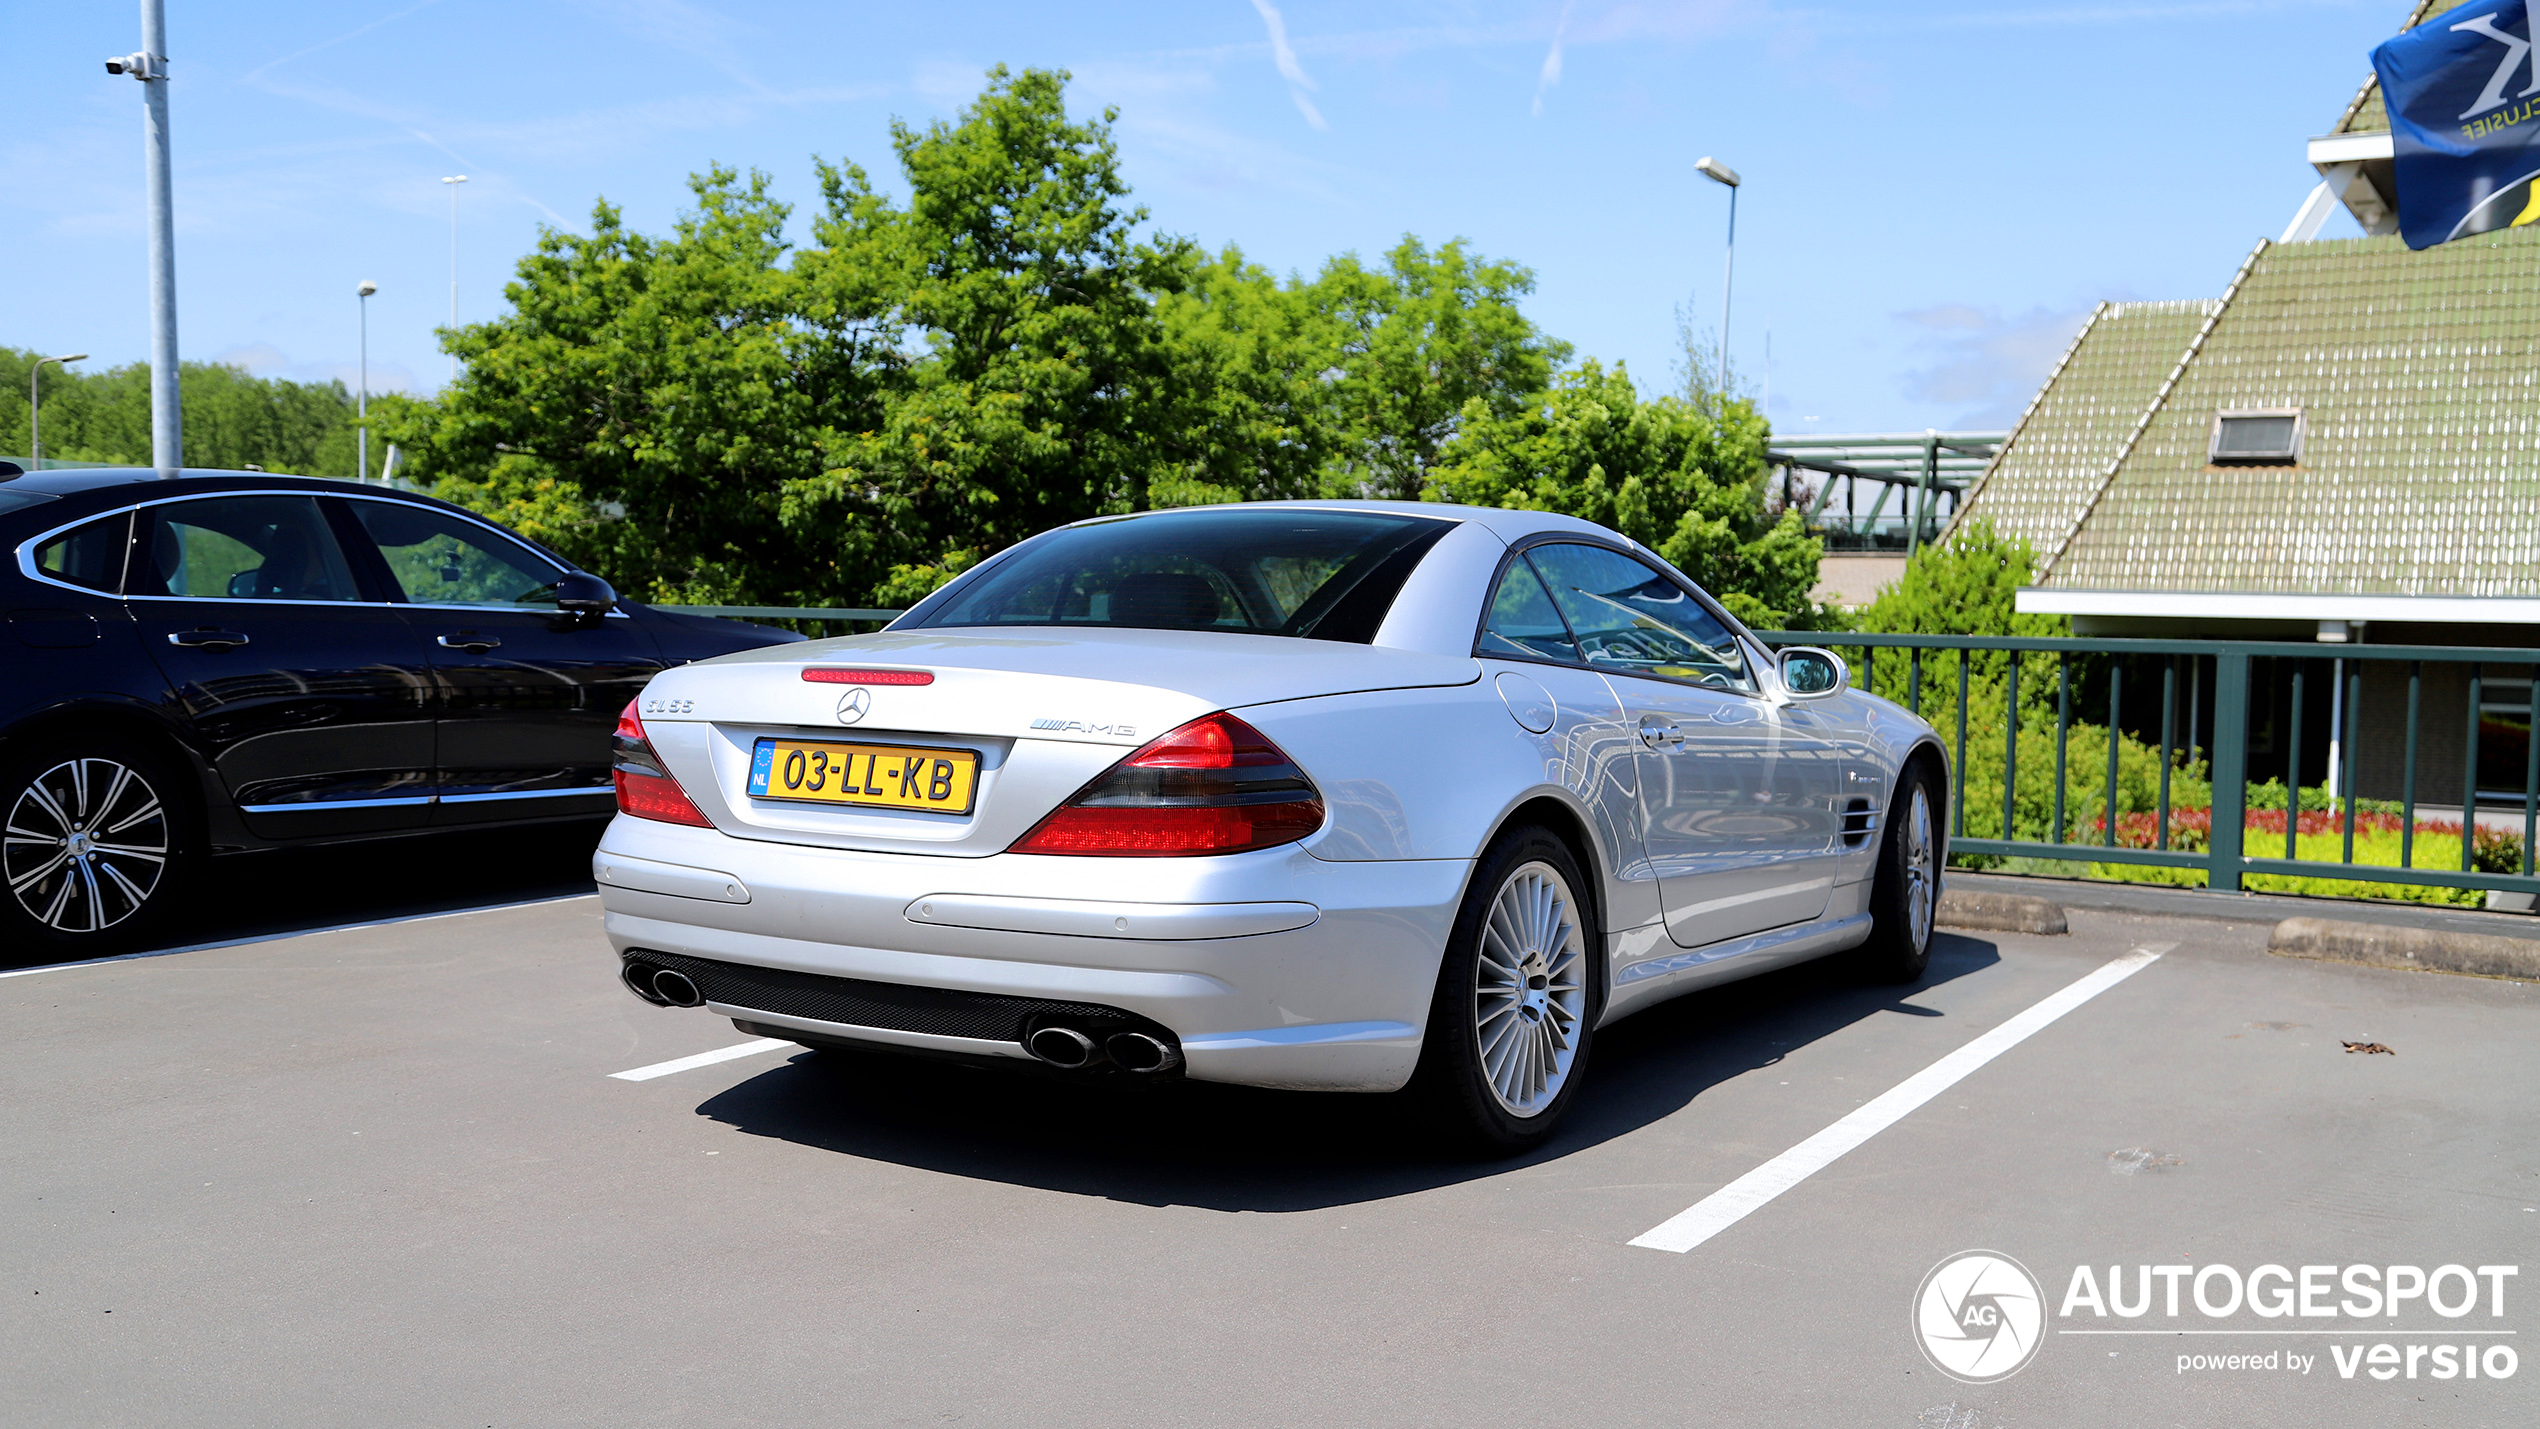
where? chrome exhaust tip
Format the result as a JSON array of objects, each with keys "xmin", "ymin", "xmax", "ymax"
[
  {"xmin": 621, "ymin": 961, "xmax": 670, "ymax": 1006},
  {"xmin": 1026, "ymin": 1025, "xmax": 1098, "ymax": 1069},
  {"xmin": 650, "ymin": 968, "xmax": 706, "ymax": 1008},
  {"xmin": 1104, "ymin": 1031, "xmax": 1182, "ymax": 1074}
]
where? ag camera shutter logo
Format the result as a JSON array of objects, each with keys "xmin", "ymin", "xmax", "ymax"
[{"xmin": 1915, "ymin": 1250, "xmax": 2046, "ymax": 1383}]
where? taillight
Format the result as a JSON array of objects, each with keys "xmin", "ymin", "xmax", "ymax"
[
  {"xmin": 612, "ymin": 701, "xmax": 713, "ymax": 827},
  {"xmin": 1008, "ymin": 712, "xmax": 1324, "ymax": 857}
]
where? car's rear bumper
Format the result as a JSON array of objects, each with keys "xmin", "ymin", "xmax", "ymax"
[{"xmin": 592, "ymin": 815, "xmax": 1470, "ymax": 1092}]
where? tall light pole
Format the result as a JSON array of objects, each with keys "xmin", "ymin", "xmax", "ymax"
[
  {"xmin": 441, "ymin": 175, "xmax": 467, "ymax": 383},
  {"xmin": 357, "ymin": 280, "xmax": 377, "ymax": 481},
  {"xmin": 107, "ymin": 0, "xmax": 182, "ymax": 476},
  {"xmin": 1694, "ymin": 155, "xmax": 1740, "ymax": 403},
  {"xmin": 29, "ymin": 354, "xmax": 90, "ymax": 470}
]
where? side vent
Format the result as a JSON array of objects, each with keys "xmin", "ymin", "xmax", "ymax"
[{"xmin": 1842, "ymin": 797, "xmax": 1877, "ymax": 848}]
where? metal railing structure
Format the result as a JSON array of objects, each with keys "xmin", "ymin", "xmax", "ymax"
[
  {"xmin": 1767, "ymin": 432, "xmax": 2002, "ymax": 556},
  {"xmin": 657, "ymin": 605, "xmax": 2540, "ymax": 901},
  {"xmin": 1751, "ymin": 631, "xmax": 2540, "ymax": 901}
]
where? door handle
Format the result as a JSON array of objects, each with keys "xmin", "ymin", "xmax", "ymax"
[
  {"xmin": 437, "ymin": 633, "xmax": 502, "ymax": 653},
  {"xmin": 168, "ymin": 629, "xmax": 250, "ymax": 651},
  {"xmin": 1637, "ymin": 719, "xmax": 1684, "ymax": 748}
]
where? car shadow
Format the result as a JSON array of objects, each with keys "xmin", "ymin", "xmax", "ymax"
[
  {"xmin": 1, "ymin": 820, "xmax": 607, "ymax": 972},
  {"xmin": 690, "ymin": 931, "xmax": 2004, "ymax": 1211}
]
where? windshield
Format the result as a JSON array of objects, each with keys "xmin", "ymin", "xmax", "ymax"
[{"xmin": 902, "ymin": 508, "xmax": 1455, "ymax": 642}]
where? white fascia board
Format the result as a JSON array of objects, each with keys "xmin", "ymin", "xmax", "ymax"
[
  {"xmin": 2016, "ymin": 588, "xmax": 2540, "ymax": 624},
  {"xmin": 2308, "ymin": 131, "xmax": 2394, "ymax": 165}
]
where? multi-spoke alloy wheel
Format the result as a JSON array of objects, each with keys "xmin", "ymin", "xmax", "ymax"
[
  {"xmin": 1901, "ymin": 784, "xmax": 1935, "ymax": 953},
  {"xmin": 1472, "ymin": 859, "xmax": 1588, "ymax": 1117},
  {"xmin": 1415, "ymin": 825, "xmax": 1602, "ymax": 1152},
  {"xmin": 1857, "ymin": 761, "xmax": 1942, "ymax": 983},
  {"xmin": 5, "ymin": 758, "xmax": 172, "ymax": 935}
]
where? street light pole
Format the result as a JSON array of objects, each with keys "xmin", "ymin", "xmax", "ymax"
[
  {"xmin": 1694, "ymin": 156, "xmax": 1741, "ymax": 404},
  {"xmin": 106, "ymin": 0, "xmax": 183, "ymax": 475},
  {"xmin": 29, "ymin": 354, "xmax": 91, "ymax": 471},
  {"xmin": 441, "ymin": 175, "xmax": 467, "ymax": 383},
  {"xmin": 357, "ymin": 280, "xmax": 377, "ymax": 481}
]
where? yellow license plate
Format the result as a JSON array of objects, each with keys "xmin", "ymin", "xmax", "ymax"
[{"xmin": 747, "ymin": 738, "xmax": 979, "ymax": 813}]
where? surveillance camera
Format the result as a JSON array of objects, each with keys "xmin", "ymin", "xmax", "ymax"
[{"xmin": 105, "ymin": 58, "xmax": 126, "ymax": 75}]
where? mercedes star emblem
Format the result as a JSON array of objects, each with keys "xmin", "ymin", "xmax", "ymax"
[{"xmin": 836, "ymin": 688, "xmax": 871, "ymax": 724}]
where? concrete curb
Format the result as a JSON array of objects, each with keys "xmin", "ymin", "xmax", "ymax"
[
  {"xmin": 2269, "ymin": 916, "xmax": 2540, "ymax": 981},
  {"xmin": 1937, "ymin": 888, "xmax": 2068, "ymax": 935}
]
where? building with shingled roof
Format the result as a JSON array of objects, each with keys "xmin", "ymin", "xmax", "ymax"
[{"xmin": 1949, "ymin": 0, "xmax": 2540, "ymax": 805}]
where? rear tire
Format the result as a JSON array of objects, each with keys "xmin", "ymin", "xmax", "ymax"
[
  {"xmin": 1409, "ymin": 825, "xmax": 1602, "ymax": 1155},
  {"xmin": 1853, "ymin": 761, "xmax": 1940, "ymax": 984},
  {"xmin": 0, "ymin": 736, "xmax": 197, "ymax": 962}
]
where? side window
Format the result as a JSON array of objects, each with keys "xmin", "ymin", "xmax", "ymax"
[
  {"xmin": 1524, "ymin": 543, "xmax": 1754, "ymax": 692},
  {"xmin": 1478, "ymin": 558, "xmax": 1580, "ymax": 662},
  {"xmin": 131, "ymin": 497, "xmax": 362, "ymax": 602},
  {"xmin": 32, "ymin": 512, "xmax": 131, "ymax": 593},
  {"xmin": 351, "ymin": 502, "xmax": 564, "ymax": 608}
]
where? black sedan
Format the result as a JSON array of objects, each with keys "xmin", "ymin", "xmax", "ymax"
[{"xmin": 0, "ymin": 466, "xmax": 801, "ymax": 957}]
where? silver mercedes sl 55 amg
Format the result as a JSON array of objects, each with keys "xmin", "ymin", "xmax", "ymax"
[{"xmin": 596, "ymin": 501, "xmax": 1948, "ymax": 1150}]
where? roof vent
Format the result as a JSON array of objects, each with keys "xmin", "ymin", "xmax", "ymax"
[{"xmin": 2210, "ymin": 409, "xmax": 2303, "ymax": 466}]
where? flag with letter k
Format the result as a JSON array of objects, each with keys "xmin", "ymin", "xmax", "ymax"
[{"xmin": 2374, "ymin": 1, "xmax": 2540, "ymax": 248}]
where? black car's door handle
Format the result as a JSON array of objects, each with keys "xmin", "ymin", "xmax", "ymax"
[
  {"xmin": 437, "ymin": 633, "xmax": 502, "ymax": 653},
  {"xmin": 168, "ymin": 629, "xmax": 251, "ymax": 651}
]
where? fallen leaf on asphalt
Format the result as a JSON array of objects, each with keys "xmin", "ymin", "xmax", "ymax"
[{"xmin": 2341, "ymin": 1040, "xmax": 2395, "ymax": 1055}]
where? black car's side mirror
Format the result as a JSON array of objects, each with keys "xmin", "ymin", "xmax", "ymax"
[{"xmin": 555, "ymin": 571, "xmax": 618, "ymax": 617}]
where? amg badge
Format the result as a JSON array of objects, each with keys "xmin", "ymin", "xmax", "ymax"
[{"xmin": 1030, "ymin": 717, "xmax": 1136, "ymax": 737}]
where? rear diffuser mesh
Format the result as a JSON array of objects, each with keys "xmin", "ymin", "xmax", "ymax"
[{"xmin": 625, "ymin": 948, "xmax": 1156, "ymax": 1045}]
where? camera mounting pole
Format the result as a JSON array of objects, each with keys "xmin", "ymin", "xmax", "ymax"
[{"xmin": 107, "ymin": 0, "xmax": 182, "ymax": 476}]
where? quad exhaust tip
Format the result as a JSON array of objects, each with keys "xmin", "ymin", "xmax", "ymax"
[
  {"xmin": 1105, "ymin": 1031, "xmax": 1182, "ymax": 1074},
  {"xmin": 1026, "ymin": 1025, "xmax": 1098, "ymax": 1069},
  {"xmin": 649, "ymin": 968, "xmax": 706, "ymax": 1008},
  {"xmin": 621, "ymin": 961, "xmax": 670, "ymax": 1006}
]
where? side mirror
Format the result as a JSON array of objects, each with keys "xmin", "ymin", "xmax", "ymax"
[
  {"xmin": 555, "ymin": 571, "xmax": 618, "ymax": 616},
  {"xmin": 1776, "ymin": 646, "xmax": 1848, "ymax": 699}
]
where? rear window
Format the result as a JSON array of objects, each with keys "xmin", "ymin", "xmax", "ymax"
[
  {"xmin": 903, "ymin": 509, "xmax": 1456, "ymax": 642},
  {"xmin": 31, "ymin": 512, "xmax": 130, "ymax": 593}
]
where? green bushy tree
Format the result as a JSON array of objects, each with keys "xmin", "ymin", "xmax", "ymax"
[{"xmin": 1427, "ymin": 359, "xmax": 1829, "ymax": 627}]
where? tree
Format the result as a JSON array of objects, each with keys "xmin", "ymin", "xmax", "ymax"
[
  {"xmin": 1427, "ymin": 359, "xmax": 1830, "ymax": 627},
  {"xmin": 1304, "ymin": 237, "xmax": 1570, "ymax": 500},
  {"xmin": 2, "ymin": 348, "xmax": 358, "ymax": 475},
  {"xmin": 782, "ymin": 65, "xmax": 1197, "ymax": 602},
  {"xmin": 377, "ymin": 165, "xmax": 867, "ymax": 605}
]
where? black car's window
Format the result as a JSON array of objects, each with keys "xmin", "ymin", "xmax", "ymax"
[
  {"xmin": 352, "ymin": 502, "xmax": 563, "ymax": 608},
  {"xmin": 1479, "ymin": 558, "xmax": 1579, "ymax": 662},
  {"xmin": 32, "ymin": 512, "xmax": 131, "ymax": 594},
  {"xmin": 132, "ymin": 497, "xmax": 362, "ymax": 602},
  {"xmin": 1524, "ymin": 542, "xmax": 1753, "ymax": 692},
  {"xmin": 904, "ymin": 509, "xmax": 1453, "ymax": 641}
]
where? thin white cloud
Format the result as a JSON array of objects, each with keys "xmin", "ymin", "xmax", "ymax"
[
  {"xmin": 1533, "ymin": 0, "xmax": 1579, "ymax": 117},
  {"xmin": 1897, "ymin": 302, "xmax": 2098, "ymax": 426},
  {"xmin": 1247, "ymin": 0, "xmax": 1328, "ymax": 130}
]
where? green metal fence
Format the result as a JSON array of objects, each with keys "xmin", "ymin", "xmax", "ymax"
[
  {"xmin": 658, "ymin": 605, "xmax": 2540, "ymax": 902},
  {"xmin": 1751, "ymin": 630, "xmax": 2540, "ymax": 902}
]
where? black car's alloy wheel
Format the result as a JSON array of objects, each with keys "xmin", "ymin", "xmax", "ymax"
[{"xmin": 3, "ymin": 746, "xmax": 181, "ymax": 951}]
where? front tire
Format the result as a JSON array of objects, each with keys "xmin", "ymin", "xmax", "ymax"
[
  {"xmin": 1410, "ymin": 826, "xmax": 1602, "ymax": 1155},
  {"xmin": 1854, "ymin": 761, "xmax": 1940, "ymax": 984},
  {"xmin": 0, "ymin": 737, "xmax": 195, "ymax": 961}
]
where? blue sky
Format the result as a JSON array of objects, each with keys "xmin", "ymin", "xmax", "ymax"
[{"xmin": 6, "ymin": 1, "xmax": 2403, "ymax": 435}]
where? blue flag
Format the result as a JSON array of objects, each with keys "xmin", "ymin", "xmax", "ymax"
[{"xmin": 2372, "ymin": 1, "xmax": 2540, "ymax": 249}]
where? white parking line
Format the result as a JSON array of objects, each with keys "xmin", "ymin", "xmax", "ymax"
[
  {"xmin": 0, "ymin": 894, "xmax": 602, "ymax": 982},
  {"xmin": 609, "ymin": 1038, "xmax": 795, "ymax": 1082},
  {"xmin": 1628, "ymin": 943, "xmax": 2173, "ymax": 1255}
]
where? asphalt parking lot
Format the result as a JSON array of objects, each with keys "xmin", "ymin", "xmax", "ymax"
[{"xmin": 4, "ymin": 870, "xmax": 2534, "ymax": 1427}]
